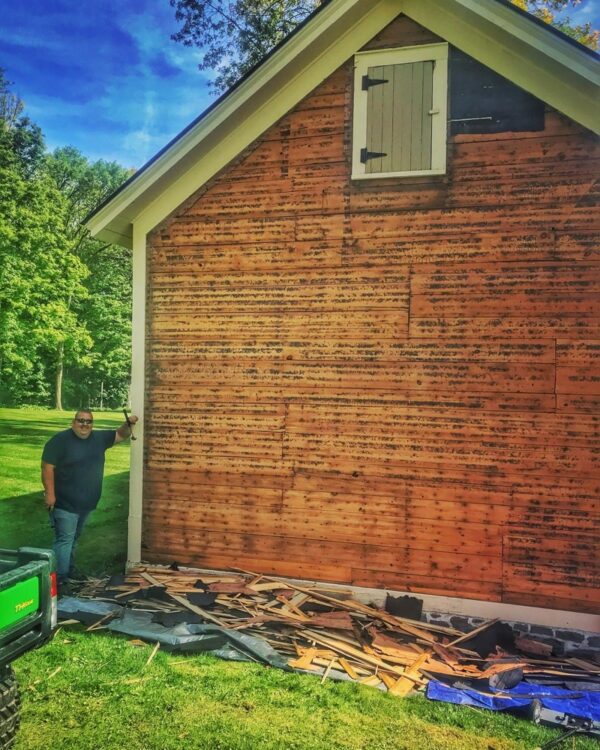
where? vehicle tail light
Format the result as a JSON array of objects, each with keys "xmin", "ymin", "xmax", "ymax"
[{"xmin": 50, "ymin": 571, "xmax": 58, "ymax": 628}]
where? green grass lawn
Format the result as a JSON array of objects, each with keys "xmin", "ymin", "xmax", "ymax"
[{"xmin": 2, "ymin": 408, "xmax": 596, "ymax": 750}]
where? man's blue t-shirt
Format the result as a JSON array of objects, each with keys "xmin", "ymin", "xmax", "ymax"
[{"xmin": 42, "ymin": 429, "xmax": 116, "ymax": 513}]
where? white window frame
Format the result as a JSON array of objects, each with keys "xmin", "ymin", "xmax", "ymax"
[{"xmin": 352, "ymin": 43, "xmax": 449, "ymax": 180}]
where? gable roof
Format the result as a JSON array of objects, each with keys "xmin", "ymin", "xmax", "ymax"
[{"xmin": 87, "ymin": 0, "xmax": 600, "ymax": 248}]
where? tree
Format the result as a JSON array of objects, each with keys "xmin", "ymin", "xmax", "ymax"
[
  {"xmin": 0, "ymin": 142, "xmax": 91, "ymax": 406},
  {"xmin": 0, "ymin": 72, "xmax": 90, "ymax": 406},
  {"xmin": 45, "ymin": 147, "xmax": 133, "ymax": 409},
  {"xmin": 171, "ymin": 0, "xmax": 598, "ymax": 93},
  {"xmin": 171, "ymin": 0, "xmax": 322, "ymax": 92},
  {"xmin": 0, "ymin": 71, "xmax": 132, "ymax": 410}
]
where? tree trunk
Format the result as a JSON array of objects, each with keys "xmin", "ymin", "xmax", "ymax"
[{"xmin": 55, "ymin": 342, "xmax": 64, "ymax": 411}]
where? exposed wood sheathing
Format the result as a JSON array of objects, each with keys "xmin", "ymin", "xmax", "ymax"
[{"xmin": 144, "ymin": 17, "xmax": 600, "ymax": 614}]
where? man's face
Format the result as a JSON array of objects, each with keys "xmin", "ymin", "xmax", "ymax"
[{"xmin": 72, "ymin": 412, "xmax": 94, "ymax": 439}]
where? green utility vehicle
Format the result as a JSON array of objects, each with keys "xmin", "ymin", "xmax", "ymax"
[{"xmin": 0, "ymin": 548, "xmax": 57, "ymax": 749}]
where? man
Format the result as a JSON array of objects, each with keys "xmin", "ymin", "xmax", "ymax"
[{"xmin": 41, "ymin": 409, "xmax": 139, "ymax": 593}]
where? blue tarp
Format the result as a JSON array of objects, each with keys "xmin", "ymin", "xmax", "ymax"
[{"xmin": 427, "ymin": 679, "xmax": 600, "ymax": 722}]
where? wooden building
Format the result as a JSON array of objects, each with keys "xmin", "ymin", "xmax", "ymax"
[{"xmin": 88, "ymin": 0, "xmax": 600, "ymax": 623}]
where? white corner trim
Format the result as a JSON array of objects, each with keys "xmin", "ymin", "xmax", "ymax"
[{"xmin": 127, "ymin": 222, "xmax": 146, "ymax": 565}]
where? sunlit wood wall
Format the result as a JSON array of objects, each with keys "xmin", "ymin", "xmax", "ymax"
[{"xmin": 143, "ymin": 17, "xmax": 600, "ymax": 614}]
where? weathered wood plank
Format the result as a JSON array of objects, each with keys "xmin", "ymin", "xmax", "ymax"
[
  {"xmin": 150, "ymin": 240, "xmax": 343, "ymax": 273},
  {"xmin": 557, "ymin": 366, "xmax": 600, "ymax": 395},
  {"xmin": 504, "ymin": 532, "xmax": 600, "ymax": 566},
  {"xmin": 145, "ymin": 403, "xmax": 286, "ymax": 432},
  {"xmin": 348, "ymin": 205, "xmax": 598, "ymax": 243},
  {"xmin": 412, "ymin": 293, "xmax": 599, "ymax": 318},
  {"xmin": 142, "ymin": 528, "xmax": 365, "ymax": 568},
  {"xmin": 150, "ymin": 269, "xmax": 408, "ymax": 312},
  {"xmin": 556, "ymin": 340, "xmax": 600, "ymax": 366},
  {"xmin": 363, "ymin": 546, "xmax": 502, "ymax": 583},
  {"xmin": 146, "ymin": 385, "xmax": 556, "ymax": 411},
  {"xmin": 150, "ymin": 230, "xmax": 597, "ymax": 274},
  {"xmin": 557, "ymin": 394, "xmax": 600, "ymax": 414},
  {"xmin": 148, "ymin": 338, "xmax": 555, "ymax": 364},
  {"xmin": 285, "ymin": 404, "xmax": 600, "ymax": 446},
  {"xmin": 348, "ymin": 161, "xmax": 600, "ymax": 212},
  {"xmin": 410, "ymin": 317, "xmax": 600, "ymax": 339},
  {"xmin": 286, "ymin": 432, "xmax": 599, "ymax": 475},
  {"xmin": 151, "ymin": 360, "xmax": 554, "ymax": 393},
  {"xmin": 150, "ymin": 311, "xmax": 407, "ymax": 340},
  {"xmin": 146, "ymin": 466, "xmax": 293, "ymax": 491},
  {"xmin": 411, "ymin": 263, "xmax": 600, "ymax": 296},
  {"xmin": 451, "ymin": 132, "xmax": 600, "ymax": 168},
  {"xmin": 147, "ymin": 429, "xmax": 284, "ymax": 460},
  {"xmin": 144, "ymin": 482, "xmax": 284, "ymax": 509},
  {"xmin": 146, "ymin": 453, "xmax": 292, "ymax": 476},
  {"xmin": 290, "ymin": 469, "xmax": 600, "ymax": 511},
  {"xmin": 352, "ymin": 568, "xmax": 502, "ymax": 601}
]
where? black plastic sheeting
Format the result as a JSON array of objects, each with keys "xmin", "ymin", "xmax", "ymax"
[
  {"xmin": 57, "ymin": 597, "xmax": 359, "ymax": 684},
  {"xmin": 58, "ymin": 597, "xmax": 123, "ymax": 625},
  {"xmin": 107, "ymin": 609, "xmax": 291, "ymax": 667}
]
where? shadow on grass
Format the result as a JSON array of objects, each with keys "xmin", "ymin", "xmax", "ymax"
[
  {"xmin": 0, "ymin": 419, "xmax": 69, "ymax": 442},
  {"xmin": 0, "ymin": 416, "xmax": 122, "ymax": 442},
  {"xmin": 0, "ymin": 471, "xmax": 129, "ymax": 577}
]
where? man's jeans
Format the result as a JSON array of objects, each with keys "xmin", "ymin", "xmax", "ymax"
[{"xmin": 50, "ymin": 508, "xmax": 90, "ymax": 584}]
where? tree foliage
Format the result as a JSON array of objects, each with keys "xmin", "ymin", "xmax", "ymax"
[
  {"xmin": 171, "ymin": 0, "xmax": 598, "ymax": 93},
  {"xmin": 170, "ymin": 0, "xmax": 322, "ymax": 92},
  {"xmin": 513, "ymin": 0, "xmax": 599, "ymax": 48},
  {"xmin": 0, "ymin": 71, "xmax": 132, "ymax": 410}
]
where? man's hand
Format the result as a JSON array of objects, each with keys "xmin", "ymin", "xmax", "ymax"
[
  {"xmin": 41, "ymin": 461, "xmax": 56, "ymax": 509},
  {"xmin": 116, "ymin": 414, "xmax": 139, "ymax": 443}
]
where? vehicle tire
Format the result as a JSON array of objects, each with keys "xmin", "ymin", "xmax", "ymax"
[{"xmin": 0, "ymin": 666, "xmax": 20, "ymax": 750}]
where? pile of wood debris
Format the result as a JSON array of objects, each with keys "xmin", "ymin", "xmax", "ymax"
[{"xmin": 70, "ymin": 565, "xmax": 599, "ymax": 698}]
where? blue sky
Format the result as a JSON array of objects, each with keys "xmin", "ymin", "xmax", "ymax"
[
  {"xmin": 1, "ymin": 0, "xmax": 213, "ymax": 169},
  {"xmin": 1, "ymin": 0, "xmax": 598, "ymax": 170}
]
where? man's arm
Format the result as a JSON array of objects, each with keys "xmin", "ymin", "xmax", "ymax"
[
  {"xmin": 114, "ymin": 415, "xmax": 139, "ymax": 444},
  {"xmin": 41, "ymin": 462, "xmax": 56, "ymax": 509}
]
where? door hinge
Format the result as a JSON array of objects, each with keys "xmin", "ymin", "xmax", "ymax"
[
  {"xmin": 360, "ymin": 147, "xmax": 388, "ymax": 163},
  {"xmin": 362, "ymin": 74, "xmax": 389, "ymax": 90}
]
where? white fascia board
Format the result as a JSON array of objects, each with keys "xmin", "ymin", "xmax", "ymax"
[
  {"xmin": 454, "ymin": 0, "xmax": 599, "ymax": 83},
  {"xmin": 403, "ymin": 0, "xmax": 600, "ymax": 134},
  {"xmin": 89, "ymin": 0, "xmax": 401, "ymax": 243}
]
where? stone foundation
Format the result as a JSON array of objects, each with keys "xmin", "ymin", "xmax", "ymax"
[{"xmin": 424, "ymin": 611, "xmax": 600, "ymax": 659}]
